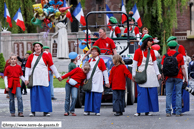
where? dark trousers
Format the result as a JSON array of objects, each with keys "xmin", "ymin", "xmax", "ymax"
[
  {"xmin": 113, "ymin": 90, "xmax": 125, "ymax": 113},
  {"xmin": 21, "ymin": 81, "xmax": 27, "ymax": 94}
]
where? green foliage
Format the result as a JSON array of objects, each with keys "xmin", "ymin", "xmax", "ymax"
[
  {"xmin": 126, "ymin": 0, "xmax": 189, "ymax": 53},
  {"xmin": 81, "ymin": 0, "xmax": 86, "ymax": 9},
  {"xmin": 0, "ymin": 53, "xmax": 6, "ymax": 73},
  {"xmin": 0, "ymin": 0, "xmax": 37, "ymax": 33}
]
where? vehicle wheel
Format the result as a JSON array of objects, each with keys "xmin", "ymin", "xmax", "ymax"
[
  {"xmin": 75, "ymin": 87, "xmax": 85, "ymax": 108},
  {"xmin": 127, "ymin": 67, "xmax": 135, "ymax": 105}
]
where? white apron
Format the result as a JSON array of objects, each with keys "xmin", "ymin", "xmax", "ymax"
[
  {"xmin": 138, "ymin": 51, "xmax": 159, "ymax": 88},
  {"xmin": 110, "ymin": 26, "xmax": 117, "ymax": 38}
]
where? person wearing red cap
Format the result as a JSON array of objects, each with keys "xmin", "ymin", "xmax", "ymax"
[{"xmin": 84, "ymin": 46, "xmax": 110, "ymax": 116}]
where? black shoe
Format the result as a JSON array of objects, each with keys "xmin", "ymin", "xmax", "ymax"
[
  {"xmin": 114, "ymin": 112, "xmax": 121, "ymax": 116},
  {"xmin": 120, "ymin": 112, "xmax": 123, "ymax": 115},
  {"xmin": 23, "ymin": 92, "xmax": 27, "ymax": 95},
  {"xmin": 52, "ymin": 97, "xmax": 57, "ymax": 100}
]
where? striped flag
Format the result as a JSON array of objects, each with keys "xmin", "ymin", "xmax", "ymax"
[
  {"xmin": 106, "ymin": 4, "xmax": 113, "ymax": 30},
  {"xmin": 4, "ymin": 2, "xmax": 12, "ymax": 27},
  {"xmin": 131, "ymin": 4, "xmax": 142, "ymax": 28}
]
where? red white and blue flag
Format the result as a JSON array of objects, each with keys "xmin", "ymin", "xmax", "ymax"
[
  {"xmin": 13, "ymin": 8, "xmax": 25, "ymax": 31},
  {"xmin": 106, "ymin": 4, "xmax": 113, "ymax": 30},
  {"xmin": 72, "ymin": 2, "xmax": 86, "ymax": 26},
  {"xmin": 4, "ymin": 2, "xmax": 12, "ymax": 28},
  {"xmin": 131, "ymin": 4, "xmax": 142, "ymax": 28},
  {"xmin": 121, "ymin": 0, "xmax": 127, "ymax": 24},
  {"xmin": 63, "ymin": 0, "xmax": 73, "ymax": 22}
]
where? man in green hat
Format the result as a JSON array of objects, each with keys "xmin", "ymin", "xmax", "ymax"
[
  {"xmin": 161, "ymin": 40, "xmax": 187, "ymax": 117},
  {"xmin": 109, "ymin": 16, "xmax": 121, "ymax": 38},
  {"xmin": 43, "ymin": 46, "xmax": 57, "ymax": 100},
  {"xmin": 124, "ymin": 17, "xmax": 140, "ymax": 40},
  {"xmin": 166, "ymin": 36, "xmax": 190, "ymax": 114}
]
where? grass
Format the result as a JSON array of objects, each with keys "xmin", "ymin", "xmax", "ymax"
[{"xmin": 0, "ymin": 78, "xmax": 67, "ymax": 89}]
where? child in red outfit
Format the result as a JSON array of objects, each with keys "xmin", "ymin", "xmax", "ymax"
[
  {"xmin": 61, "ymin": 62, "xmax": 91, "ymax": 116},
  {"xmin": 109, "ymin": 54, "xmax": 132, "ymax": 116},
  {"xmin": 4, "ymin": 54, "xmax": 25, "ymax": 117}
]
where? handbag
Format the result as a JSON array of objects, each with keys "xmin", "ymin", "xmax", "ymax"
[
  {"xmin": 27, "ymin": 52, "xmax": 43, "ymax": 89},
  {"xmin": 135, "ymin": 48, "xmax": 150, "ymax": 84},
  {"xmin": 82, "ymin": 58, "xmax": 100, "ymax": 92}
]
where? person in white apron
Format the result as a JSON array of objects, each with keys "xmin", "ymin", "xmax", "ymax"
[
  {"xmin": 166, "ymin": 36, "xmax": 190, "ymax": 114},
  {"xmin": 132, "ymin": 34, "xmax": 161, "ymax": 116},
  {"xmin": 109, "ymin": 17, "xmax": 121, "ymax": 38}
]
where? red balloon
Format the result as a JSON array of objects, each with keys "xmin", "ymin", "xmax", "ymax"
[{"xmin": 152, "ymin": 44, "xmax": 160, "ymax": 51}]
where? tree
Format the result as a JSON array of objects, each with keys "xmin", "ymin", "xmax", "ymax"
[
  {"xmin": 126, "ymin": 0, "xmax": 189, "ymax": 52},
  {"xmin": 0, "ymin": 53, "xmax": 6, "ymax": 73},
  {"xmin": 0, "ymin": 0, "xmax": 37, "ymax": 33}
]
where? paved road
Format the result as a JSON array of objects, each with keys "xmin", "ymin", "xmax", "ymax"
[{"xmin": 0, "ymin": 89, "xmax": 194, "ymax": 129}]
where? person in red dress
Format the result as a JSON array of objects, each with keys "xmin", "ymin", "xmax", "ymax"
[
  {"xmin": 4, "ymin": 54, "xmax": 25, "ymax": 117},
  {"xmin": 109, "ymin": 54, "xmax": 132, "ymax": 116}
]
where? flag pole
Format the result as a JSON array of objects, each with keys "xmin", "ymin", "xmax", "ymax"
[{"xmin": 4, "ymin": 1, "xmax": 5, "ymax": 28}]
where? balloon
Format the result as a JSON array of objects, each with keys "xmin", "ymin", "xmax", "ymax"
[
  {"xmin": 47, "ymin": 22, "xmax": 53, "ymax": 28},
  {"xmin": 33, "ymin": 4, "xmax": 42, "ymax": 11},
  {"xmin": 152, "ymin": 44, "xmax": 160, "ymax": 51},
  {"xmin": 59, "ymin": 6, "xmax": 71, "ymax": 13},
  {"xmin": 43, "ymin": 8, "xmax": 49, "ymax": 16},
  {"xmin": 69, "ymin": 52, "xmax": 78, "ymax": 59},
  {"xmin": 49, "ymin": 0, "xmax": 63, "ymax": 6},
  {"xmin": 79, "ymin": 40, "xmax": 87, "ymax": 49},
  {"xmin": 48, "ymin": 6, "xmax": 54, "ymax": 13},
  {"xmin": 31, "ymin": 17, "xmax": 43, "ymax": 28}
]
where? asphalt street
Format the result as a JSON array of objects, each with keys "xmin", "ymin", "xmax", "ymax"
[{"xmin": 0, "ymin": 89, "xmax": 194, "ymax": 129}]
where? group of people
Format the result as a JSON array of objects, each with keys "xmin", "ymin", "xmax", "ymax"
[{"xmin": 3, "ymin": 15, "xmax": 191, "ymax": 118}]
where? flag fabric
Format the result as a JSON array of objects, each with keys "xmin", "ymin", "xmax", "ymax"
[
  {"xmin": 4, "ymin": 2, "xmax": 12, "ymax": 28},
  {"xmin": 106, "ymin": 4, "xmax": 113, "ymax": 30},
  {"xmin": 13, "ymin": 8, "xmax": 25, "ymax": 31},
  {"xmin": 121, "ymin": 0, "xmax": 127, "ymax": 24},
  {"xmin": 72, "ymin": 2, "xmax": 86, "ymax": 26},
  {"xmin": 131, "ymin": 4, "xmax": 142, "ymax": 28},
  {"xmin": 162, "ymin": 40, "xmax": 167, "ymax": 56},
  {"xmin": 63, "ymin": 0, "xmax": 73, "ymax": 22}
]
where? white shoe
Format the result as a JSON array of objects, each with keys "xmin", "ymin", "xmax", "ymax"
[
  {"xmin": 134, "ymin": 113, "xmax": 140, "ymax": 116},
  {"xmin": 83, "ymin": 112, "xmax": 89, "ymax": 116},
  {"xmin": 145, "ymin": 113, "xmax": 152, "ymax": 116},
  {"xmin": 29, "ymin": 113, "xmax": 35, "ymax": 117},
  {"xmin": 46, "ymin": 113, "xmax": 50, "ymax": 117},
  {"xmin": 95, "ymin": 113, "xmax": 100, "ymax": 116}
]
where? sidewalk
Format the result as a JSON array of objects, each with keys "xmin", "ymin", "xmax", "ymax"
[{"xmin": 0, "ymin": 88, "xmax": 65, "ymax": 94}]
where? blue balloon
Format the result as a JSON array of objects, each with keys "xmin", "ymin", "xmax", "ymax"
[
  {"xmin": 69, "ymin": 52, "xmax": 78, "ymax": 59},
  {"xmin": 79, "ymin": 40, "xmax": 87, "ymax": 49},
  {"xmin": 48, "ymin": 22, "xmax": 52, "ymax": 28},
  {"xmin": 139, "ymin": 40, "xmax": 142, "ymax": 46},
  {"xmin": 48, "ymin": 6, "xmax": 54, "ymax": 13}
]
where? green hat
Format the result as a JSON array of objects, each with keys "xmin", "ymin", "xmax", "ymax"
[
  {"xmin": 33, "ymin": 42, "xmax": 43, "ymax": 47},
  {"xmin": 142, "ymin": 34, "xmax": 153, "ymax": 42},
  {"xmin": 167, "ymin": 41, "xmax": 178, "ymax": 47},
  {"xmin": 129, "ymin": 17, "xmax": 135, "ymax": 22},
  {"xmin": 43, "ymin": 46, "xmax": 50, "ymax": 49},
  {"xmin": 109, "ymin": 17, "xmax": 118, "ymax": 24},
  {"xmin": 167, "ymin": 36, "xmax": 177, "ymax": 43},
  {"xmin": 26, "ymin": 50, "xmax": 32, "ymax": 54},
  {"xmin": 91, "ymin": 46, "xmax": 101, "ymax": 54}
]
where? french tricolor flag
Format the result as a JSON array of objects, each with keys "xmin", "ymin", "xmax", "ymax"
[
  {"xmin": 63, "ymin": 0, "xmax": 73, "ymax": 22},
  {"xmin": 4, "ymin": 2, "xmax": 12, "ymax": 28},
  {"xmin": 13, "ymin": 8, "xmax": 25, "ymax": 31},
  {"xmin": 106, "ymin": 4, "xmax": 113, "ymax": 30},
  {"xmin": 73, "ymin": 2, "xmax": 86, "ymax": 26},
  {"xmin": 132, "ymin": 4, "xmax": 142, "ymax": 28},
  {"xmin": 121, "ymin": 0, "xmax": 127, "ymax": 24}
]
